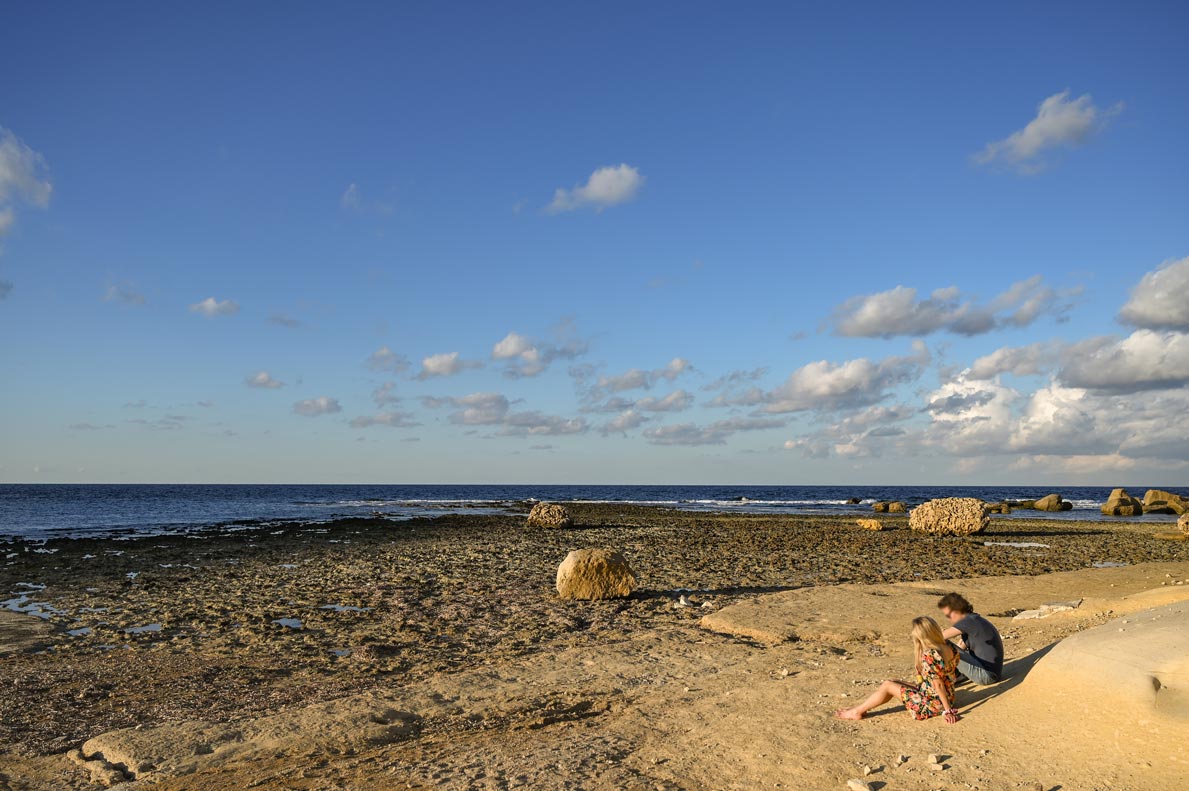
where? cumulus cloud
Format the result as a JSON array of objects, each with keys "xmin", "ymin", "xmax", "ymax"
[
  {"xmin": 366, "ymin": 346, "xmax": 410, "ymax": 374},
  {"xmin": 702, "ymin": 368, "xmax": 768, "ymax": 391},
  {"xmin": 372, "ymin": 381, "xmax": 400, "ymax": 407},
  {"xmin": 975, "ymin": 90, "xmax": 1122, "ymax": 172},
  {"xmin": 829, "ymin": 276, "xmax": 1072, "ymax": 338},
  {"xmin": 189, "ymin": 297, "xmax": 240, "ymax": 317},
  {"xmin": 1058, "ymin": 330, "xmax": 1189, "ymax": 393},
  {"xmin": 634, "ymin": 390, "xmax": 694, "ymax": 412},
  {"xmin": 0, "ymin": 127, "xmax": 53, "ymax": 240},
  {"xmin": 1118, "ymin": 256, "xmax": 1189, "ymax": 331},
  {"xmin": 422, "ymin": 391, "xmax": 586, "ymax": 436},
  {"xmin": 415, "ymin": 351, "xmax": 483, "ymax": 380},
  {"xmin": 643, "ymin": 417, "xmax": 784, "ymax": 446},
  {"xmin": 491, "ymin": 329, "xmax": 588, "ymax": 378},
  {"xmin": 246, "ymin": 371, "xmax": 284, "ymax": 389},
  {"xmin": 600, "ymin": 409, "xmax": 652, "ymax": 436},
  {"xmin": 594, "ymin": 358, "xmax": 691, "ymax": 395},
  {"xmin": 967, "ymin": 341, "xmax": 1059, "ymax": 380},
  {"xmin": 547, "ymin": 164, "xmax": 644, "ymax": 213},
  {"xmin": 755, "ymin": 342, "xmax": 930, "ymax": 414},
  {"xmin": 783, "ymin": 404, "xmax": 916, "ymax": 459},
  {"xmin": 349, "ymin": 410, "xmax": 419, "ymax": 429},
  {"xmin": 293, "ymin": 396, "xmax": 342, "ymax": 417},
  {"xmin": 103, "ymin": 283, "xmax": 146, "ymax": 305}
]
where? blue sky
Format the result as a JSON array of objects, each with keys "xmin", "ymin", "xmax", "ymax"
[{"xmin": 1, "ymin": 2, "xmax": 1187, "ymax": 484}]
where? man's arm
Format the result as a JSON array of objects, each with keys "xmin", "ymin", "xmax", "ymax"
[{"xmin": 941, "ymin": 626, "xmax": 963, "ymax": 641}]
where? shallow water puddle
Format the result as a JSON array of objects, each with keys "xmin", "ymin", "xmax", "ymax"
[
  {"xmin": 320, "ymin": 604, "xmax": 371, "ymax": 612},
  {"xmin": 1092, "ymin": 561, "xmax": 1129, "ymax": 568},
  {"xmin": 66, "ymin": 626, "xmax": 92, "ymax": 637},
  {"xmin": 124, "ymin": 623, "xmax": 162, "ymax": 634},
  {"xmin": 272, "ymin": 618, "xmax": 303, "ymax": 629}
]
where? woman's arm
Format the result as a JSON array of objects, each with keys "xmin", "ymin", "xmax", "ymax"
[{"xmin": 938, "ymin": 648, "xmax": 961, "ymax": 724}]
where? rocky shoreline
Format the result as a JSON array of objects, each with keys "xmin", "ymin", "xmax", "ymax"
[{"xmin": 2, "ymin": 503, "xmax": 1185, "ymax": 766}]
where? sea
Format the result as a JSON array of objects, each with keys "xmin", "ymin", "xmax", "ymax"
[{"xmin": 0, "ymin": 483, "xmax": 1182, "ymax": 541}]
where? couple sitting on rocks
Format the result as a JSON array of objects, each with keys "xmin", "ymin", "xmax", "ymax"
[{"xmin": 836, "ymin": 593, "xmax": 1004, "ymax": 724}]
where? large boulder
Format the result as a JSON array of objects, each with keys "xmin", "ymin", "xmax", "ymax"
[
  {"xmin": 873, "ymin": 501, "xmax": 906, "ymax": 513},
  {"xmin": 1143, "ymin": 489, "xmax": 1188, "ymax": 515},
  {"xmin": 526, "ymin": 502, "xmax": 572, "ymax": 528},
  {"xmin": 1033, "ymin": 493, "xmax": 1073, "ymax": 512},
  {"xmin": 1101, "ymin": 488, "xmax": 1144, "ymax": 517},
  {"xmin": 908, "ymin": 497, "xmax": 990, "ymax": 537},
  {"xmin": 556, "ymin": 549, "xmax": 636, "ymax": 600},
  {"xmin": 854, "ymin": 518, "xmax": 884, "ymax": 531},
  {"xmin": 1180, "ymin": 512, "xmax": 1189, "ymax": 537}
]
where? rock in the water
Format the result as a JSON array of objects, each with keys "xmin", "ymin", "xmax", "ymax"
[
  {"xmin": 887, "ymin": 501, "xmax": 906, "ymax": 513},
  {"xmin": 872, "ymin": 501, "xmax": 889, "ymax": 513},
  {"xmin": 1142, "ymin": 489, "xmax": 1187, "ymax": 515},
  {"xmin": 1033, "ymin": 493, "xmax": 1072, "ymax": 512},
  {"xmin": 1101, "ymin": 488, "xmax": 1144, "ymax": 517},
  {"xmin": 986, "ymin": 501, "xmax": 1012, "ymax": 514},
  {"xmin": 854, "ymin": 518, "xmax": 884, "ymax": 531},
  {"xmin": 556, "ymin": 549, "xmax": 636, "ymax": 600},
  {"xmin": 526, "ymin": 501, "xmax": 573, "ymax": 528},
  {"xmin": 908, "ymin": 497, "xmax": 990, "ymax": 537},
  {"xmin": 846, "ymin": 497, "xmax": 862, "ymax": 504},
  {"xmin": 873, "ymin": 500, "xmax": 907, "ymax": 513}
]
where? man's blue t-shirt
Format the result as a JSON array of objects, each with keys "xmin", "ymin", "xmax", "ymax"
[{"xmin": 955, "ymin": 613, "xmax": 1004, "ymax": 678}]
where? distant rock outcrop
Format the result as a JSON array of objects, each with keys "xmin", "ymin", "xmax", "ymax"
[
  {"xmin": 872, "ymin": 501, "xmax": 906, "ymax": 513},
  {"xmin": 1032, "ymin": 493, "xmax": 1073, "ymax": 512},
  {"xmin": 985, "ymin": 501, "xmax": 1012, "ymax": 514},
  {"xmin": 556, "ymin": 549, "xmax": 636, "ymax": 600},
  {"xmin": 908, "ymin": 498, "xmax": 990, "ymax": 537},
  {"xmin": 1101, "ymin": 488, "xmax": 1144, "ymax": 517},
  {"xmin": 1142, "ymin": 489, "xmax": 1188, "ymax": 515},
  {"xmin": 526, "ymin": 502, "xmax": 573, "ymax": 528}
]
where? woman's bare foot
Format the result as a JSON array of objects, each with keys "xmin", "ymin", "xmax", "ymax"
[{"xmin": 834, "ymin": 707, "xmax": 863, "ymax": 721}]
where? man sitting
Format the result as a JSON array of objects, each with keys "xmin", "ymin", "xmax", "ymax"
[{"xmin": 937, "ymin": 592, "xmax": 1003, "ymax": 685}]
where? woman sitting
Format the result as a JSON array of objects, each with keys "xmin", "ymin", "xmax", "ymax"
[{"xmin": 835, "ymin": 616, "xmax": 960, "ymax": 723}]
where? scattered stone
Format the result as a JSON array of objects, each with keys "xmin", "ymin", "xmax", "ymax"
[
  {"xmin": 846, "ymin": 780, "xmax": 873, "ymax": 791},
  {"xmin": 1100, "ymin": 488, "xmax": 1143, "ymax": 517},
  {"xmin": 555, "ymin": 549, "xmax": 637, "ymax": 601},
  {"xmin": 527, "ymin": 502, "xmax": 573, "ymax": 528},
  {"xmin": 930, "ymin": 762, "xmax": 946, "ymax": 771},
  {"xmin": 854, "ymin": 518, "xmax": 884, "ymax": 531},
  {"xmin": 895, "ymin": 754, "xmax": 908, "ymax": 767},
  {"xmin": 1013, "ymin": 599, "xmax": 1082, "ymax": 621},
  {"xmin": 927, "ymin": 753, "xmax": 941, "ymax": 764},
  {"xmin": 909, "ymin": 498, "xmax": 990, "ymax": 537},
  {"xmin": 986, "ymin": 501, "xmax": 1012, "ymax": 514}
]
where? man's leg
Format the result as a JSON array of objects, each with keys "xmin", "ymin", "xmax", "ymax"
[{"xmin": 957, "ymin": 650, "xmax": 998, "ymax": 686}]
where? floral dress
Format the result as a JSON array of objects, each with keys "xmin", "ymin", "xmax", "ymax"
[{"xmin": 900, "ymin": 645, "xmax": 957, "ymax": 720}]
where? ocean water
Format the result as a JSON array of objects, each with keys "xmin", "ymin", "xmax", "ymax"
[{"xmin": 0, "ymin": 483, "xmax": 1182, "ymax": 540}]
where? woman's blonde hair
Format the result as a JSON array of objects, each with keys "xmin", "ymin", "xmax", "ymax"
[{"xmin": 911, "ymin": 615, "xmax": 948, "ymax": 671}]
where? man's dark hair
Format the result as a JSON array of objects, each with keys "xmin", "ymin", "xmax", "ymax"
[{"xmin": 938, "ymin": 592, "xmax": 973, "ymax": 614}]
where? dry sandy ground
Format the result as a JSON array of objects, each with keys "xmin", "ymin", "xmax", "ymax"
[{"xmin": 6, "ymin": 561, "xmax": 1188, "ymax": 791}]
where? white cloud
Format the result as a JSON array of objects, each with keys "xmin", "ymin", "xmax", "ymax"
[
  {"xmin": 1059, "ymin": 330, "xmax": 1189, "ymax": 393},
  {"xmin": 491, "ymin": 329, "xmax": 588, "ymax": 378},
  {"xmin": 103, "ymin": 283, "xmax": 146, "ymax": 305},
  {"xmin": 758, "ymin": 342, "xmax": 930, "ymax": 413},
  {"xmin": 975, "ymin": 90, "xmax": 1121, "ymax": 172},
  {"xmin": 293, "ymin": 396, "xmax": 342, "ymax": 417},
  {"xmin": 600, "ymin": 409, "xmax": 651, "ymax": 436},
  {"xmin": 246, "ymin": 371, "xmax": 284, "ymax": 389},
  {"xmin": 366, "ymin": 346, "xmax": 410, "ymax": 374},
  {"xmin": 341, "ymin": 183, "xmax": 361, "ymax": 210},
  {"xmin": 0, "ymin": 127, "xmax": 52, "ymax": 241},
  {"xmin": 189, "ymin": 297, "xmax": 240, "ymax": 317},
  {"xmin": 642, "ymin": 416, "xmax": 784, "ymax": 446},
  {"xmin": 829, "ymin": 276, "xmax": 1071, "ymax": 338},
  {"xmin": 967, "ymin": 341, "xmax": 1058, "ymax": 380},
  {"xmin": 499, "ymin": 412, "xmax": 588, "ymax": 437},
  {"xmin": 782, "ymin": 404, "xmax": 916, "ymax": 459},
  {"xmin": 547, "ymin": 164, "xmax": 644, "ymax": 213},
  {"xmin": 634, "ymin": 389, "xmax": 694, "ymax": 412},
  {"xmin": 415, "ymin": 351, "xmax": 483, "ymax": 380},
  {"xmin": 349, "ymin": 410, "xmax": 419, "ymax": 429},
  {"xmin": 269, "ymin": 313, "xmax": 302, "ymax": 328},
  {"xmin": 595, "ymin": 358, "xmax": 691, "ymax": 394},
  {"xmin": 423, "ymin": 392, "xmax": 511, "ymax": 425},
  {"xmin": 372, "ymin": 381, "xmax": 400, "ymax": 407},
  {"xmin": 702, "ymin": 368, "xmax": 768, "ymax": 391},
  {"xmin": 1118, "ymin": 256, "xmax": 1189, "ymax": 331}
]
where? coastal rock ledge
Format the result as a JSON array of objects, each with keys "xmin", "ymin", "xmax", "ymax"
[
  {"xmin": 908, "ymin": 497, "xmax": 990, "ymax": 536},
  {"xmin": 556, "ymin": 548, "xmax": 636, "ymax": 600},
  {"xmin": 527, "ymin": 501, "xmax": 573, "ymax": 528}
]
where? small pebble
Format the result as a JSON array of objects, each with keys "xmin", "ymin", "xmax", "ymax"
[
  {"xmin": 927, "ymin": 753, "xmax": 941, "ymax": 764},
  {"xmin": 895, "ymin": 754, "xmax": 908, "ymax": 767}
]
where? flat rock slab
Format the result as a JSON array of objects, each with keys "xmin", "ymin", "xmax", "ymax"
[
  {"xmin": 701, "ymin": 561, "xmax": 1189, "ymax": 645},
  {"xmin": 0, "ymin": 610, "xmax": 54, "ymax": 655}
]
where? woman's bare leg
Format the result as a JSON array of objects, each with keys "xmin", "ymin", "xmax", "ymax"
[{"xmin": 835, "ymin": 680, "xmax": 907, "ymax": 720}]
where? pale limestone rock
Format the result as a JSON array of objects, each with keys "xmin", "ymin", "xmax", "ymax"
[
  {"xmin": 1101, "ymin": 488, "xmax": 1144, "ymax": 517},
  {"xmin": 908, "ymin": 497, "xmax": 990, "ymax": 536},
  {"xmin": 854, "ymin": 518, "xmax": 884, "ymax": 531},
  {"xmin": 526, "ymin": 501, "xmax": 572, "ymax": 528},
  {"xmin": 555, "ymin": 549, "xmax": 636, "ymax": 601}
]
